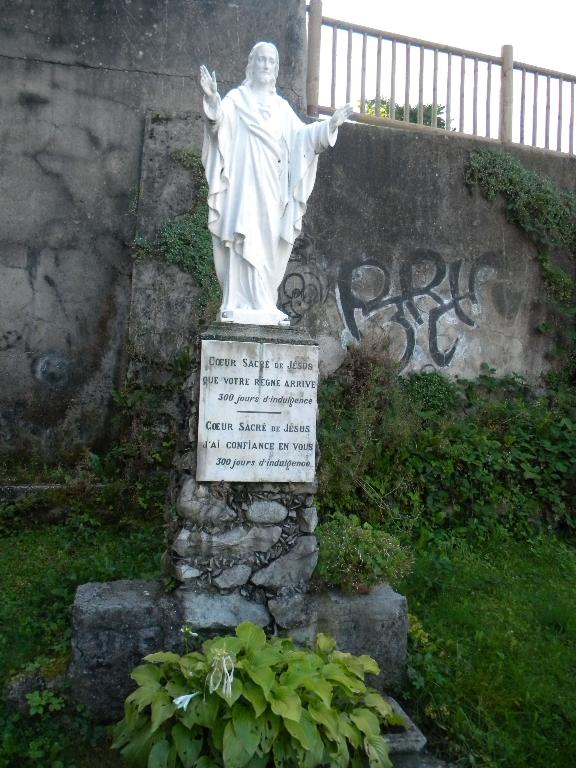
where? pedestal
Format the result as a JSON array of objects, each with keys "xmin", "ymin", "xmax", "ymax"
[{"xmin": 166, "ymin": 323, "xmax": 322, "ymax": 631}]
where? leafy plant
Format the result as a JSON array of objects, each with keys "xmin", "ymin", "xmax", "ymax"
[
  {"xmin": 364, "ymin": 97, "xmax": 448, "ymax": 129},
  {"xmin": 26, "ymin": 689, "xmax": 66, "ymax": 716},
  {"xmin": 315, "ymin": 514, "xmax": 413, "ymax": 592},
  {"xmin": 113, "ymin": 623, "xmax": 400, "ymax": 768},
  {"xmin": 465, "ymin": 150, "xmax": 576, "ymax": 382},
  {"xmin": 132, "ymin": 148, "xmax": 221, "ymax": 318}
]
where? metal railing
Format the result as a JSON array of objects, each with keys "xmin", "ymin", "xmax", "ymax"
[{"xmin": 306, "ymin": 0, "xmax": 576, "ymax": 154}]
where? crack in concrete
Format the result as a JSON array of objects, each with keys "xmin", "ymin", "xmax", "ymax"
[{"xmin": 0, "ymin": 51, "xmax": 198, "ymax": 80}]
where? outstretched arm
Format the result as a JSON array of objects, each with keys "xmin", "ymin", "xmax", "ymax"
[
  {"xmin": 329, "ymin": 103, "xmax": 354, "ymax": 131},
  {"xmin": 200, "ymin": 65, "xmax": 221, "ymax": 121}
]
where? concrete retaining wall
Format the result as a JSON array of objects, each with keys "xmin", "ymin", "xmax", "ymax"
[
  {"xmin": 1, "ymin": 0, "xmax": 575, "ymax": 453},
  {"xmin": 136, "ymin": 114, "xmax": 576, "ymax": 381},
  {"xmin": 0, "ymin": 0, "xmax": 307, "ymax": 453}
]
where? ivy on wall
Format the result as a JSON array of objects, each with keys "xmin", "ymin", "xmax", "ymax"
[
  {"xmin": 464, "ymin": 149, "xmax": 576, "ymax": 307},
  {"xmin": 132, "ymin": 149, "xmax": 221, "ymax": 318}
]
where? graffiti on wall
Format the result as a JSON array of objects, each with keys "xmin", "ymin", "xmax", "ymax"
[{"xmin": 337, "ymin": 249, "xmax": 498, "ymax": 369}]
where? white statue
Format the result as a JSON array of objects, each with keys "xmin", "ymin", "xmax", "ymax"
[{"xmin": 200, "ymin": 42, "xmax": 352, "ymax": 326}]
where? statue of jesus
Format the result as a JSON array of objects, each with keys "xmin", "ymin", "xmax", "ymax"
[{"xmin": 200, "ymin": 42, "xmax": 352, "ymax": 326}]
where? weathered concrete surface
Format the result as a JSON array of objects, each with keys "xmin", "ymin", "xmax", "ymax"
[
  {"xmin": 0, "ymin": 0, "xmax": 307, "ymax": 453},
  {"xmin": 68, "ymin": 580, "xmax": 183, "ymax": 721},
  {"xmin": 69, "ymin": 579, "xmax": 408, "ymax": 720},
  {"xmin": 297, "ymin": 125, "xmax": 576, "ymax": 378},
  {"xmin": 306, "ymin": 585, "xmax": 408, "ymax": 690},
  {"xmin": 137, "ymin": 114, "xmax": 575, "ymax": 382}
]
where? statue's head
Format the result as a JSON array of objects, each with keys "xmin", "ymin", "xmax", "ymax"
[{"xmin": 244, "ymin": 42, "xmax": 279, "ymax": 92}]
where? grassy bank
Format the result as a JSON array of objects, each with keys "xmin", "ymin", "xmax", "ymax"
[{"xmin": 1, "ymin": 363, "xmax": 576, "ymax": 767}]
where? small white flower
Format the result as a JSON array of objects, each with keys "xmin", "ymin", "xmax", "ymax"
[
  {"xmin": 208, "ymin": 649, "xmax": 235, "ymax": 701},
  {"xmin": 173, "ymin": 692, "xmax": 199, "ymax": 711}
]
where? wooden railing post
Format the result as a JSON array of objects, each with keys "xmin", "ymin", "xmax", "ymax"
[
  {"xmin": 499, "ymin": 44, "xmax": 513, "ymax": 142},
  {"xmin": 306, "ymin": 0, "xmax": 322, "ymax": 117}
]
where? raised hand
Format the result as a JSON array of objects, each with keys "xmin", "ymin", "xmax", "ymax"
[
  {"xmin": 329, "ymin": 103, "xmax": 354, "ymax": 130},
  {"xmin": 200, "ymin": 65, "xmax": 218, "ymax": 101}
]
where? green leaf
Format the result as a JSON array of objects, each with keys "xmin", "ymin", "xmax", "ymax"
[
  {"xmin": 284, "ymin": 710, "xmax": 324, "ymax": 760},
  {"xmin": 356, "ymin": 654, "xmax": 380, "ymax": 675},
  {"xmin": 126, "ymin": 685, "xmax": 159, "ymax": 713},
  {"xmin": 315, "ymin": 633, "xmax": 337, "ymax": 656},
  {"xmin": 272, "ymin": 732, "xmax": 296, "ymax": 768},
  {"xmin": 171, "ymin": 723, "xmax": 202, "ymax": 768},
  {"xmin": 243, "ymin": 755, "xmax": 269, "ymax": 768},
  {"xmin": 350, "ymin": 708, "xmax": 380, "ymax": 737},
  {"xmin": 301, "ymin": 677, "xmax": 333, "ymax": 708},
  {"xmin": 215, "ymin": 676, "xmax": 243, "ymax": 705},
  {"xmin": 242, "ymin": 679, "xmax": 267, "ymax": 717},
  {"xmin": 308, "ymin": 700, "xmax": 339, "ymax": 740},
  {"xmin": 144, "ymin": 652, "xmax": 182, "ymax": 665},
  {"xmin": 182, "ymin": 693, "xmax": 220, "ymax": 729},
  {"xmin": 151, "ymin": 692, "xmax": 176, "ymax": 733},
  {"xmin": 364, "ymin": 733, "xmax": 392, "ymax": 768},
  {"xmin": 211, "ymin": 716, "xmax": 226, "ymax": 752},
  {"xmin": 246, "ymin": 664, "xmax": 275, "ymax": 697},
  {"xmin": 257, "ymin": 711, "xmax": 281, "ymax": 753},
  {"xmin": 268, "ymin": 685, "xmax": 302, "ymax": 722},
  {"xmin": 222, "ymin": 720, "xmax": 251, "ymax": 768},
  {"xmin": 323, "ymin": 663, "xmax": 366, "ymax": 694},
  {"xmin": 232, "ymin": 702, "xmax": 261, "ymax": 756},
  {"xmin": 196, "ymin": 758, "xmax": 221, "ymax": 768},
  {"xmin": 132, "ymin": 664, "xmax": 163, "ymax": 688},
  {"xmin": 279, "ymin": 656, "xmax": 323, "ymax": 689},
  {"xmin": 337, "ymin": 713, "xmax": 362, "ymax": 748},
  {"xmin": 148, "ymin": 739, "xmax": 170, "ymax": 768},
  {"xmin": 120, "ymin": 727, "xmax": 155, "ymax": 766},
  {"xmin": 332, "ymin": 650, "xmax": 380, "ymax": 677},
  {"xmin": 364, "ymin": 691, "xmax": 393, "ymax": 720},
  {"xmin": 236, "ymin": 622, "xmax": 266, "ymax": 650},
  {"xmin": 246, "ymin": 644, "xmax": 285, "ymax": 669}
]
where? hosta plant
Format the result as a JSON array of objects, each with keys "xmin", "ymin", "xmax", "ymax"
[{"xmin": 112, "ymin": 622, "xmax": 402, "ymax": 768}]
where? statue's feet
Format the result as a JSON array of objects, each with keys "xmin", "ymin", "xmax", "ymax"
[{"xmin": 219, "ymin": 308, "xmax": 291, "ymax": 327}]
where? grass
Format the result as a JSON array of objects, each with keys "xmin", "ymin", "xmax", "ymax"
[
  {"xmin": 400, "ymin": 532, "xmax": 576, "ymax": 768},
  {"xmin": 1, "ymin": 366, "xmax": 576, "ymax": 767},
  {"xmin": 0, "ymin": 513, "xmax": 164, "ymax": 768}
]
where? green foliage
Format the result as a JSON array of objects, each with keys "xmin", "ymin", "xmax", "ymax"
[
  {"xmin": 0, "ymin": 516, "xmax": 163, "ymax": 767},
  {"xmin": 364, "ymin": 97, "xmax": 447, "ymax": 129},
  {"xmin": 400, "ymin": 534, "xmax": 576, "ymax": 768},
  {"xmin": 132, "ymin": 149, "xmax": 220, "ymax": 318},
  {"xmin": 0, "ymin": 700, "xmax": 116, "ymax": 768},
  {"xmin": 113, "ymin": 623, "xmax": 397, "ymax": 768},
  {"xmin": 318, "ymin": 358, "xmax": 576, "ymax": 540},
  {"xmin": 26, "ymin": 689, "xmax": 66, "ymax": 716},
  {"xmin": 464, "ymin": 149, "xmax": 576, "ymax": 307},
  {"xmin": 315, "ymin": 513, "xmax": 413, "ymax": 592}
]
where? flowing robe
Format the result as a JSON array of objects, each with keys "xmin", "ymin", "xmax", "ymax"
[{"xmin": 202, "ymin": 85, "xmax": 337, "ymax": 319}]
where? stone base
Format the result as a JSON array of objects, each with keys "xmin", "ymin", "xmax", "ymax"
[
  {"xmin": 68, "ymin": 579, "xmax": 408, "ymax": 721},
  {"xmin": 219, "ymin": 308, "xmax": 290, "ymax": 326}
]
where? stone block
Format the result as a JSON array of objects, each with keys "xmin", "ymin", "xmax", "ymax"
[
  {"xmin": 183, "ymin": 526, "xmax": 283, "ymax": 556},
  {"xmin": 268, "ymin": 593, "xmax": 313, "ymax": 629},
  {"xmin": 307, "ymin": 585, "xmax": 408, "ymax": 690},
  {"xmin": 247, "ymin": 500, "xmax": 288, "ymax": 524},
  {"xmin": 213, "ymin": 564, "xmax": 253, "ymax": 589},
  {"xmin": 299, "ymin": 506, "xmax": 318, "ymax": 532},
  {"xmin": 251, "ymin": 535, "xmax": 318, "ymax": 588},
  {"xmin": 177, "ymin": 477, "xmax": 237, "ymax": 525},
  {"xmin": 68, "ymin": 580, "xmax": 182, "ymax": 721},
  {"xmin": 178, "ymin": 590, "xmax": 270, "ymax": 629}
]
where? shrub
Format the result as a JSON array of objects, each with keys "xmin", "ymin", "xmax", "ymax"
[
  {"xmin": 113, "ymin": 623, "xmax": 400, "ymax": 768},
  {"xmin": 315, "ymin": 514, "xmax": 414, "ymax": 592}
]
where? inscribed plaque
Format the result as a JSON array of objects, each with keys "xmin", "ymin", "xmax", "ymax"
[{"xmin": 196, "ymin": 339, "xmax": 318, "ymax": 482}]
